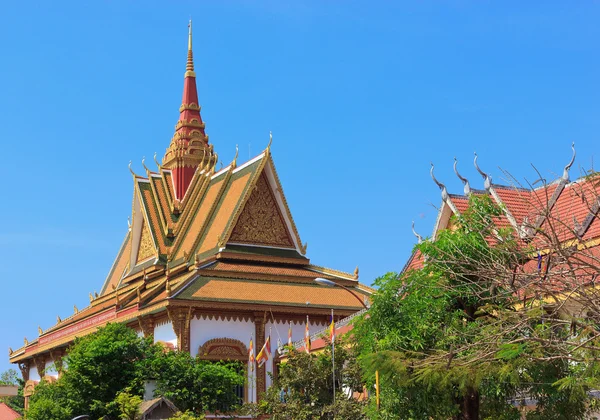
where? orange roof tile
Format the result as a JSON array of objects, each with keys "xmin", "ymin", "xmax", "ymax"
[
  {"xmin": 175, "ymin": 177, "xmax": 226, "ymax": 260},
  {"xmin": 207, "ymin": 261, "xmax": 340, "ymax": 280},
  {"xmin": 101, "ymin": 233, "xmax": 131, "ymax": 295},
  {"xmin": 0, "ymin": 402, "xmax": 21, "ymax": 420},
  {"xmin": 178, "ymin": 277, "xmax": 367, "ymax": 310},
  {"xmin": 197, "ymin": 171, "xmax": 253, "ymax": 255}
]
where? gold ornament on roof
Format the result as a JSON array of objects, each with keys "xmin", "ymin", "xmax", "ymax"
[
  {"xmin": 354, "ymin": 266, "xmax": 359, "ymax": 279},
  {"xmin": 166, "ymin": 278, "xmax": 172, "ymax": 297},
  {"xmin": 89, "ymin": 293, "xmax": 94, "ymax": 303},
  {"xmin": 153, "ymin": 152, "xmax": 162, "ymax": 171},
  {"xmin": 9, "ymin": 347, "xmax": 13, "ymax": 355},
  {"xmin": 38, "ymin": 326, "xmax": 43, "ymax": 335},
  {"xmin": 74, "ymin": 305, "xmax": 79, "ymax": 314},
  {"xmin": 142, "ymin": 156, "xmax": 151, "ymax": 174},
  {"xmin": 232, "ymin": 144, "xmax": 239, "ymax": 168},
  {"xmin": 24, "ymin": 337, "xmax": 28, "ymax": 346},
  {"xmin": 57, "ymin": 315, "xmax": 61, "ymax": 323}
]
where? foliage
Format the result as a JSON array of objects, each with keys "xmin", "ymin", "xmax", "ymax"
[
  {"xmin": 145, "ymin": 349, "xmax": 244, "ymax": 414},
  {"xmin": 169, "ymin": 410, "xmax": 206, "ymax": 419},
  {"xmin": 0, "ymin": 369, "xmax": 24, "ymax": 414},
  {"xmin": 114, "ymin": 391, "xmax": 142, "ymax": 420},
  {"xmin": 27, "ymin": 379, "xmax": 72, "ymax": 420},
  {"xmin": 354, "ymin": 195, "xmax": 600, "ymax": 419},
  {"xmin": 260, "ymin": 339, "xmax": 367, "ymax": 419},
  {"xmin": 26, "ymin": 322, "xmax": 243, "ymax": 419}
]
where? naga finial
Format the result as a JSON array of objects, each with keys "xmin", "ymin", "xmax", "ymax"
[
  {"xmin": 430, "ymin": 163, "xmax": 449, "ymax": 202},
  {"xmin": 142, "ymin": 156, "xmax": 151, "ymax": 174},
  {"xmin": 412, "ymin": 221, "xmax": 423, "ymax": 244},
  {"xmin": 453, "ymin": 157, "xmax": 471, "ymax": 195},
  {"xmin": 74, "ymin": 305, "xmax": 79, "ymax": 314},
  {"xmin": 232, "ymin": 144, "xmax": 239, "ymax": 168},
  {"xmin": 24, "ymin": 337, "xmax": 28, "ymax": 346},
  {"xmin": 57, "ymin": 315, "xmax": 62, "ymax": 323},
  {"xmin": 127, "ymin": 216, "xmax": 131, "ymax": 231},
  {"xmin": 473, "ymin": 153, "xmax": 492, "ymax": 190},
  {"xmin": 89, "ymin": 292, "xmax": 94, "ymax": 303},
  {"xmin": 268, "ymin": 131, "xmax": 273, "ymax": 150},
  {"xmin": 38, "ymin": 326, "xmax": 43, "ymax": 335},
  {"xmin": 128, "ymin": 161, "xmax": 137, "ymax": 178},
  {"xmin": 9, "ymin": 347, "xmax": 13, "ymax": 355},
  {"xmin": 354, "ymin": 266, "xmax": 359, "ymax": 279},
  {"xmin": 153, "ymin": 152, "xmax": 162, "ymax": 171},
  {"xmin": 562, "ymin": 142, "xmax": 576, "ymax": 182}
]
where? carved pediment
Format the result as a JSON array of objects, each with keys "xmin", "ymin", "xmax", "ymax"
[
  {"xmin": 229, "ymin": 173, "xmax": 294, "ymax": 248},
  {"xmin": 198, "ymin": 338, "xmax": 248, "ymax": 361}
]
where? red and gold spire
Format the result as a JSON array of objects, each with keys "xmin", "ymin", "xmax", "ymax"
[{"xmin": 163, "ymin": 20, "xmax": 216, "ymax": 201}]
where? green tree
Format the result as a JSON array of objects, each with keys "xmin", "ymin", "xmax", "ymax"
[
  {"xmin": 0, "ymin": 369, "xmax": 24, "ymax": 414},
  {"xmin": 27, "ymin": 323, "xmax": 153, "ymax": 420},
  {"xmin": 146, "ymin": 349, "xmax": 244, "ymax": 414},
  {"xmin": 260, "ymin": 338, "xmax": 366, "ymax": 420},
  {"xmin": 114, "ymin": 391, "xmax": 142, "ymax": 420},
  {"xmin": 355, "ymin": 195, "xmax": 599, "ymax": 419}
]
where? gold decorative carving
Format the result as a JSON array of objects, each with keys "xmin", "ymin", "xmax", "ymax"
[
  {"xmin": 138, "ymin": 316, "xmax": 155, "ymax": 339},
  {"xmin": 137, "ymin": 221, "xmax": 155, "ymax": 263},
  {"xmin": 168, "ymin": 307, "xmax": 192, "ymax": 352},
  {"xmin": 229, "ymin": 174, "xmax": 294, "ymax": 248},
  {"xmin": 354, "ymin": 266, "xmax": 359, "ymax": 279},
  {"xmin": 18, "ymin": 362, "xmax": 30, "ymax": 381},
  {"xmin": 197, "ymin": 338, "xmax": 248, "ymax": 361},
  {"xmin": 23, "ymin": 379, "xmax": 37, "ymax": 397},
  {"xmin": 34, "ymin": 356, "xmax": 46, "ymax": 377}
]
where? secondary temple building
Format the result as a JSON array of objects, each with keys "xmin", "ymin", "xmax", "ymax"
[{"xmin": 9, "ymin": 22, "xmax": 372, "ymax": 405}]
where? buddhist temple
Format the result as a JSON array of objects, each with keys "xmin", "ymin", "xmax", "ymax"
[
  {"xmin": 406, "ymin": 145, "xmax": 600, "ymax": 273},
  {"xmin": 9, "ymin": 21, "xmax": 373, "ymax": 406}
]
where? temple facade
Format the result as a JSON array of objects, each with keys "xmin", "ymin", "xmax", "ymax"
[{"xmin": 9, "ymin": 22, "xmax": 372, "ymax": 406}]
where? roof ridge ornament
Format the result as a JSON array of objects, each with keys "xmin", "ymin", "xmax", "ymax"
[
  {"xmin": 562, "ymin": 142, "xmax": 576, "ymax": 182},
  {"xmin": 453, "ymin": 157, "xmax": 471, "ymax": 195},
  {"xmin": 153, "ymin": 152, "xmax": 162, "ymax": 171},
  {"xmin": 430, "ymin": 163, "xmax": 449, "ymax": 202},
  {"xmin": 474, "ymin": 152, "xmax": 492, "ymax": 190},
  {"xmin": 412, "ymin": 221, "xmax": 423, "ymax": 244}
]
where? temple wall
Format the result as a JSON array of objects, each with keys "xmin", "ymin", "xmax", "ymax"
[
  {"xmin": 190, "ymin": 316, "xmax": 256, "ymax": 401},
  {"xmin": 44, "ymin": 360, "xmax": 58, "ymax": 378},
  {"xmin": 153, "ymin": 320, "xmax": 177, "ymax": 347},
  {"xmin": 29, "ymin": 366, "xmax": 40, "ymax": 382}
]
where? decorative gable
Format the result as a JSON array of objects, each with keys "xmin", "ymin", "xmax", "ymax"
[
  {"xmin": 136, "ymin": 220, "xmax": 155, "ymax": 263},
  {"xmin": 229, "ymin": 172, "xmax": 295, "ymax": 248}
]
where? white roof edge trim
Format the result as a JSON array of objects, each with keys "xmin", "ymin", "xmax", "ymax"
[{"xmin": 233, "ymin": 152, "xmax": 266, "ymax": 174}]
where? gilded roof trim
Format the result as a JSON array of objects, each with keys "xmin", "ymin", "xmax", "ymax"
[{"xmin": 100, "ymin": 231, "xmax": 131, "ymax": 295}]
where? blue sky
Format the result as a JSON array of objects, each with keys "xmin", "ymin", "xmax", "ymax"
[{"xmin": 0, "ymin": 1, "xmax": 599, "ymax": 374}]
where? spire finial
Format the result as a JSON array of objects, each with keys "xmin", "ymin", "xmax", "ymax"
[
  {"xmin": 453, "ymin": 157, "xmax": 471, "ymax": 195},
  {"xmin": 473, "ymin": 152, "xmax": 492, "ymax": 190},
  {"xmin": 430, "ymin": 163, "xmax": 449, "ymax": 202},
  {"xmin": 562, "ymin": 142, "xmax": 576, "ymax": 182},
  {"xmin": 185, "ymin": 20, "xmax": 195, "ymax": 77}
]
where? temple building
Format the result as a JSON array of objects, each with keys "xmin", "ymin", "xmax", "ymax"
[
  {"xmin": 407, "ymin": 145, "xmax": 600, "ymax": 278},
  {"xmin": 9, "ymin": 22, "xmax": 372, "ymax": 406}
]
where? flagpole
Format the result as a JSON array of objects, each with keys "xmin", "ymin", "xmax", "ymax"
[{"xmin": 331, "ymin": 308, "xmax": 335, "ymax": 406}]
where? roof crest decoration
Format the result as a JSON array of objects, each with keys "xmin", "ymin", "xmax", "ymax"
[
  {"xmin": 474, "ymin": 152, "xmax": 492, "ymax": 190},
  {"xmin": 453, "ymin": 157, "xmax": 471, "ymax": 195},
  {"xmin": 430, "ymin": 163, "xmax": 449, "ymax": 202},
  {"xmin": 562, "ymin": 142, "xmax": 576, "ymax": 182},
  {"xmin": 412, "ymin": 221, "xmax": 423, "ymax": 244}
]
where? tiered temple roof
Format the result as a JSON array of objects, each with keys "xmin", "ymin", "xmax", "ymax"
[
  {"xmin": 9, "ymin": 22, "xmax": 372, "ymax": 365},
  {"xmin": 407, "ymin": 145, "xmax": 600, "ymax": 273}
]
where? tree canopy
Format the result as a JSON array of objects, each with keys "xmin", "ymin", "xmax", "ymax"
[
  {"xmin": 259, "ymin": 338, "xmax": 366, "ymax": 420},
  {"xmin": 26, "ymin": 323, "xmax": 244, "ymax": 420},
  {"xmin": 354, "ymin": 195, "xmax": 600, "ymax": 419}
]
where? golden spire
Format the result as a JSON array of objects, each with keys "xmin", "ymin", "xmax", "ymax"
[{"xmin": 185, "ymin": 19, "xmax": 196, "ymax": 77}]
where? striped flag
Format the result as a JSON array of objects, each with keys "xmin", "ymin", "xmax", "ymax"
[
  {"xmin": 248, "ymin": 335, "xmax": 255, "ymax": 372},
  {"xmin": 305, "ymin": 315, "xmax": 311, "ymax": 353},
  {"xmin": 329, "ymin": 311, "xmax": 335, "ymax": 344},
  {"xmin": 256, "ymin": 335, "xmax": 271, "ymax": 367},
  {"xmin": 288, "ymin": 322, "xmax": 293, "ymax": 346}
]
